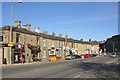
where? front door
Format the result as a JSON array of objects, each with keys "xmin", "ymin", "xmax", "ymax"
[
  {"xmin": 43, "ymin": 50, "xmax": 46, "ymax": 59},
  {"xmin": 14, "ymin": 52, "xmax": 20, "ymax": 63}
]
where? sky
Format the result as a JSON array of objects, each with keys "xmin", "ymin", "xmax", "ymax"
[{"xmin": 2, "ymin": 2, "xmax": 118, "ymax": 41}]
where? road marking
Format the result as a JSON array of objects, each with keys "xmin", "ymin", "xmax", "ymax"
[{"xmin": 74, "ymin": 75, "xmax": 80, "ymax": 78}]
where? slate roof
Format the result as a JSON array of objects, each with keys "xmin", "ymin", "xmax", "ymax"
[{"xmin": 2, "ymin": 26, "xmax": 99, "ymax": 45}]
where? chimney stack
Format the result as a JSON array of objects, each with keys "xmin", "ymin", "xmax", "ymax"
[
  {"xmin": 43, "ymin": 31, "xmax": 48, "ymax": 35},
  {"xmin": 35, "ymin": 27, "xmax": 40, "ymax": 33},
  {"xmin": 59, "ymin": 34, "xmax": 62, "ymax": 37},
  {"xmin": 15, "ymin": 21, "xmax": 21, "ymax": 28},
  {"xmin": 23, "ymin": 24, "xmax": 31, "ymax": 30},
  {"xmin": 52, "ymin": 32, "xmax": 55, "ymax": 36}
]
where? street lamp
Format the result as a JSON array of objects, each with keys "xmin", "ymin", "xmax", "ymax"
[
  {"xmin": 65, "ymin": 27, "xmax": 71, "ymax": 48},
  {"xmin": 9, "ymin": 0, "xmax": 22, "ymax": 64},
  {"xmin": 103, "ymin": 43, "xmax": 106, "ymax": 55},
  {"xmin": 64, "ymin": 27, "xmax": 71, "ymax": 58},
  {"xmin": 111, "ymin": 41, "xmax": 114, "ymax": 53}
]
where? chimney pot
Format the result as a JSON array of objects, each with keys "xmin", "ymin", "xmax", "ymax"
[
  {"xmin": 43, "ymin": 31, "xmax": 48, "ymax": 35},
  {"xmin": 35, "ymin": 27, "xmax": 40, "ymax": 33},
  {"xmin": 15, "ymin": 21, "xmax": 21, "ymax": 28},
  {"xmin": 23, "ymin": 24, "xmax": 31, "ymax": 30}
]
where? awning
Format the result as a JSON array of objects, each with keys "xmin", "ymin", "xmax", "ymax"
[
  {"xmin": 28, "ymin": 44, "xmax": 40, "ymax": 48},
  {"xmin": 31, "ymin": 48, "xmax": 41, "ymax": 52},
  {"xmin": 28, "ymin": 44, "xmax": 41, "ymax": 52}
]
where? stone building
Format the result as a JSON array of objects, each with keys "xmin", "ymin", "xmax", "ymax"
[
  {"xmin": 1, "ymin": 21, "xmax": 100, "ymax": 64},
  {"xmin": 99, "ymin": 34, "xmax": 120, "ymax": 54},
  {"xmin": 0, "ymin": 29, "xmax": 2, "ymax": 64},
  {"xmin": 0, "ymin": 48, "xmax": 2, "ymax": 65}
]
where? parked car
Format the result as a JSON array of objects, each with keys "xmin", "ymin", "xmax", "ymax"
[
  {"xmin": 84, "ymin": 54, "xmax": 90, "ymax": 58},
  {"xmin": 80, "ymin": 54, "xmax": 85, "ymax": 58},
  {"xmin": 65, "ymin": 55, "xmax": 75, "ymax": 60},
  {"xmin": 92, "ymin": 54, "xmax": 97, "ymax": 57},
  {"xmin": 88, "ymin": 54, "xmax": 92, "ymax": 58},
  {"xmin": 111, "ymin": 53, "xmax": 116, "ymax": 58},
  {"xmin": 73, "ymin": 55, "xmax": 80, "ymax": 59}
]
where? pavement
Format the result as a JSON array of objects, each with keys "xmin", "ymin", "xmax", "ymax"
[
  {"xmin": 2, "ymin": 55, "xmax": 117, "ymax": 67},
  {"xmin": 2, "ymin": 61, "xmax": 49, "ymax": 67},
  {"xmin": 1, "ymin": 55, "xmax": 103, "ymax": 67},
  {"xmin": 1, "ymin": 59, "xmax": 68, "ymax": 67}
]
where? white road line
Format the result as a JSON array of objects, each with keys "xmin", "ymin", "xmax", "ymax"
[{"xmin": 74, "ymin": 75, "xmax": 80, "ymax": 78}]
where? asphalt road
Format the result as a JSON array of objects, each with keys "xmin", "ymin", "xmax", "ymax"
[{"xmin": 2, "ymin": 55, "xmax": 119, "ymax": 78}]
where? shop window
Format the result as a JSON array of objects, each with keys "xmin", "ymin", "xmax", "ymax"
[
  {"xmin": 51, "ymin": 47, "xmax": 55, "ymax": 49},
  {"xmin": 16, "ymin": 33, "xmax": 20, "ymax": 43},
  {"xmin": 56, "ymin": 49, "xmax": 58, "ymax": 51},
  {"xmin": 59, "ymin": 42, "xmax": 62, "ymax": 47},
  {"xmin": 52, "ymin": 41, "xmax": 54, "ymax": 47},
  {"xmin": 43, "ymin": 40, "xmax": 46, "ymax": 47},
  {"xmin": 72, "ymin": 43, "xmax": 74, "ymax": 48},
  {"xmin": 37, "ymin": 37, "xmax": 39, "ymax": 45},
  {"xmin": 43, "ymin": 50, "xmax": 46, "ymax": 58}
]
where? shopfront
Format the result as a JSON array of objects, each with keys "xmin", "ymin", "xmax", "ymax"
[
  {"xmin": 48, "ymin": 47, "xmax": 62, "ymax": 61},
  {"xmin": 2, "ymin": 43, "xmax": 8, "ymax": 64},
  {"xmin": 13, "ymin": 43, "xmax": 25, "ymax": 63},
  {"xmin": 56, "ymin": 48, "xmax": 62, "ymax": 60},
  {"xmin": 28, "ymin": 44, "xmax": 41, "ymax": 61}
]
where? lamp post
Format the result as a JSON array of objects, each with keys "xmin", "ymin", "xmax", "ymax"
[
  {"xmin": 9, "ymin": 0, "xmax": 22, "ymax": 64},
  {"xmin": 64, "ymin": 27, "xmax": 71, "ymax": 58},
  {"xmin": 65, "ymin": 27, "xmax": 71, "ymax": 48},
  {"xmin": 112, "ymin": 41, "xmax": 114, "ymax": 53},
  {"xmin": 9, "ymin": 1, "xmax": 13, "ymax": 64},
  {"xmin": 111, "ymin": 41, "xmax": 114, "ymax": 53},
  {"xmin": 113, "ymin": 42, "xmax": 114, "ymax": 53},
  {"xmin": 103, "ymin": 43, "xmax": 106, "ymax": 55}
]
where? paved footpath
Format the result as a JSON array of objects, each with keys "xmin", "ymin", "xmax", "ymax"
[
  {"xmin": 1, "ymin": 59, "xmax": 68, "ymax": 68},
  {"xmin": 1, "ymin": 55, "xmax": 118, "ymax": 68}
]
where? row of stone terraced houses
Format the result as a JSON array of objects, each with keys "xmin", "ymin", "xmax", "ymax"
[
  {"xmin": 0, "ymin": 21, "xmax": 100, "ymax": 64},
  {"xmin": 99, "ymin": 34, "xmax": 120, "ymax": 54}
]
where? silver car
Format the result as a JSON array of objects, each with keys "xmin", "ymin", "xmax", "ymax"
[
  {"xmin": 111, "ymin": 53, "xmax": 116, "ymax": 58},
  {"xmin": 65, "ymin": 55, "xmax": 75, "ymax": 60}
]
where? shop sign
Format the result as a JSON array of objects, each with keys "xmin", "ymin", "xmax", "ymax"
[{"xmin": 8, "ymin": 42, "xmax": 14, "ymax": 46}]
